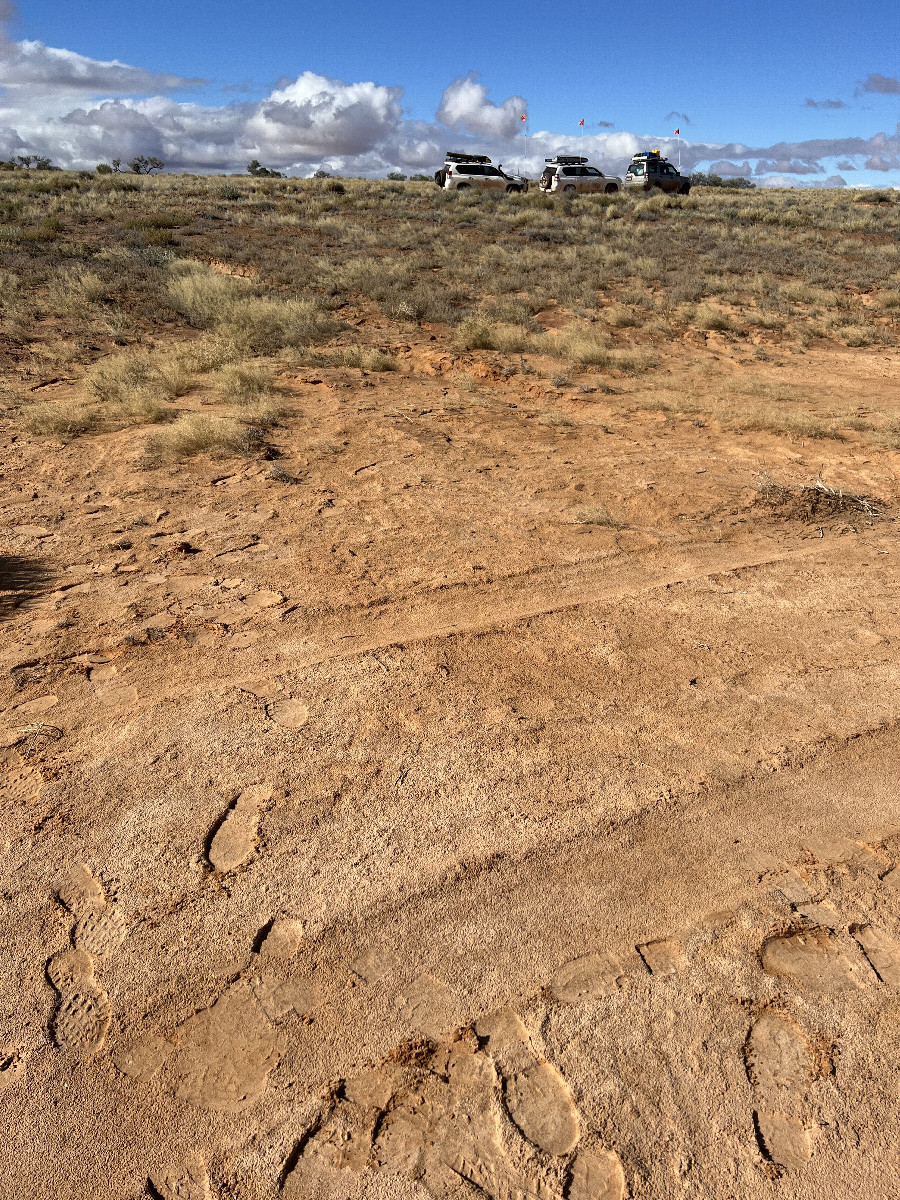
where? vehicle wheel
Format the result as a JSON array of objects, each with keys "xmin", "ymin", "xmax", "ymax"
[
  {"xmin": 649, "ymin": 185, "xmax": 665, "ymax": 197},
  {"xmin": 506, "ymin": 185, "xmax": 521, "ymax": 194},
  {"xmin": 604, "ymin": 182, "xmax": 619, "ymax": 194},
  {"xmin": 456, "ymin": 183, "xmax": 470, "ymax": 190},
  {"xmin": 679, "ymin": 182, "xmax": 691, "ymax": 195},
  {"xmin": 563, "ymin": 185, "xmax": 577, "ymax": 194}
]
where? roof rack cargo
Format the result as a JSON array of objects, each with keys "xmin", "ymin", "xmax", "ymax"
[
  {"xmin": 632, "ymin": 150, "xmax": 662, "ymax": 159},
  {"xmin": 445, "ymin": 151, "xmax": 492, "ymax": 164},
  {"xmin": 545, "ymin": 155, "xmax": 589, "ymax": 165}
]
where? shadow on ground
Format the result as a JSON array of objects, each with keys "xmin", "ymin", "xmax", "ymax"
[{"xmin": 0, "ymin": 555, "xmax": 53, "ymax": 619}]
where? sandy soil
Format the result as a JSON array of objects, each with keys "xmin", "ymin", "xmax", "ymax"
[{"xmin": 1, "ymin": 329, "xmax": 899, "ymax": 1200}]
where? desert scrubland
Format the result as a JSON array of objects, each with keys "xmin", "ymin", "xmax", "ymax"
[{"xmin": 1, "ymin": 172, "xmax": 900, "ymax": 1199}]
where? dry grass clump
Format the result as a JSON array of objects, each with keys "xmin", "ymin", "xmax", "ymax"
[
  {"xmin": 44, "ymin": 270, "xmax": 108, "ymax": 317},
  {"xmin": 216, "ymin": 362, "xmax": 277, "ymax": 402},
  {"xmin": 168, "ymin": 262, "xmax": 335, "ymax": 351},
  {"xmin": 144, "ymin": 413, "xmax": 259, "ymax": 461},
  {"xmin": 85, "ymin": 349, "xmax": 192, "ymax": 406},
  {"xmin": 455, "ymin": 318, "xmax": 529, "ymax": 353},
  {"xmin": 25, "ymin": 401, "xmax": 101, "ymax": 438},
  {"xmin": 573, "ymin": 504, "xmax": 621, "ymax": 526},
  {"xmin": 548, "ymin": 329, "xmax": 611, "ymax": 366},
  {"xmin": 538, "ymin": 411, "xmax": 575, "ymax": 427}
]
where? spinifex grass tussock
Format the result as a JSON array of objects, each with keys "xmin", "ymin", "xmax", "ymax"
[
  {"xmin": 455, "ymin": 318, "xmax": 529, "ymax": 354},
  {"xmin": 216, "ymin": 362, "xmax": 277, "ymax": 402},
  {"xmin": 25, "ymin": 401, "xmax": 101, "ymax": 438},
  {"xmin": 144, "ymin": 413, "xmax": 262, "ymax": 461},
  {"xmin": 168, "ymin": 261, "xmax": 336, "ymax": 352}
]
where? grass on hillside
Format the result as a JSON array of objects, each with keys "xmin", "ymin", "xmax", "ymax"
[{"xmin": 1, "ymin": 171, "xmax": 898, "ymax": 458}]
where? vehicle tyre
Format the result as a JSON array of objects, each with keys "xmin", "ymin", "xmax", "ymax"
[
  {"xmin": 604, "ymin": 182, "xmax": 619, "ymax": 194},
  {"xmin": 679, "ymin": 182, "xmax": 691, "ymax": 195},
  {"xmin": 563, "ymin": 184, "xmax": 577, "ymax": 194},
  {"xmin": 649, "ymin": 185, "xmax": 665, "ymax": 197},
  {"xmin": 506, "ymin": 185, "xmax": 521, "ymax": 194},
  {"xmin": 456, "ymin": 183, "xmax": 470, "ymax": 190}
]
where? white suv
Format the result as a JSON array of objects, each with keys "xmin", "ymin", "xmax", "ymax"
[
  {"xmin": 435, "ymin": 152, "xmax": 529, "ymax": 193},
  {"xmin": 539, "ymin": 155, "xmax": 622, "ymax": 195}
]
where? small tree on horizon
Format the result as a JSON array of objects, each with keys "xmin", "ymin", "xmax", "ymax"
[
  {"xmin": 247, "ymin": 159, "xmax": 283, "ymax": 178},
  {"xmin": 129, "ymin": 155, "xmax": 165, "ymax": 175}
]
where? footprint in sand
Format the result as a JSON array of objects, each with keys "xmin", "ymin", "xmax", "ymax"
[
  {"xmin": 761, "ymin": 928, "xmax": 874, "ymax": 993},
  {"xmin": 149, "ymin": 1153, "xmax": 213, "ymax": 1200},
  {"xmin": 57, "ymin": 863, "xmax": 105, "ymax": 916},
  {"xmin": 74, "ymin": 906, "xmax": 126, "ymax": 957},
  {"xmin": 46, "ymin": 947, "xmax": 111, "ymax": 1056},
  {"xmin": 257, "ymin": 916, "xmax": 304, "ymax": 959},
  {"xmin": 113, "ymin": 1033, "xmax": 174, "ymax": 1082},
  {"xmin": 288, "ymin": 1015, "xmax": 595, "ymax": 1199},
  {"xmin": 50, "ymin": 866, "xmax": 126, "ymax": 1056},
  {"xmin": 745, "ymin": 1009, "xmax": 820, "ymax": 1098},
  {"xmin": 478, "ymin": 1007, "xmax": 581, "ymax": 1156},
  {"xmin": 265, "ymin": 697, "xmax": 309, "ymax": 730},
  {"xmin": 0, "ymin": 1047, "xmax": 25, "ymax": 1093},
  {"xmin": 350, "ymin": 945, "xmax": 398, "ymax": 983},
  {"xmin": 207, "ymin": 784, "xmax": 271, "ymax": 873},
  {"xmin": 0, "ymin": 764, "xmax": 43, "ymax": 808},
  {"xmin": 567, "ymin": 1149, "xmax": 627, "ymax": 1200},
  {"xmin": 745, "ymin": 1008, "xmax": 822, "ymax": 1172},
  {"xmin": 548, "ymin": 952, "xmax": 624, "ymax": 1003},
  {"xmin": 171, "ymin": 984, "xmax": 282, "ymax": 1112},
  {"xmin": 505, "ymin": 1061, "xmax": 581, "ymax": 1156},
  {"xmin": 90, "ymin": 661, "xmax": 133, "ymax": 706},
  {"xmin": 397, "ymin": 972, "xmax": 460, "ymax": 1039},
  {"xmin": 852, "ymin": 924, "xmax": 900, "ymax": 988},
  {"xmin": 636, "ymin": 938, "xmax": 686, "ymax": 977},
  {"xmin": 753, "ymin": 1111, "xmax": 813, "ymax": 1174}
]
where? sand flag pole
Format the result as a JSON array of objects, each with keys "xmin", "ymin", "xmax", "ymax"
[
  {"xmin": 674, "ymin": 127, "xmax": 681, "ymax": 171},
  {"xmin": 521, "ymin": 112, "xmax": 527, "ymax": 169},
  {"xmin": 579, "ymin": 117, "xmax": 585, "ymax": 140}
]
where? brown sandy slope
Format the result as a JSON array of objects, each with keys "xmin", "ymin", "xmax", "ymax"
[{"xmin": 2, "ymin": 308, "xmax": 900, "ymax": 1196}]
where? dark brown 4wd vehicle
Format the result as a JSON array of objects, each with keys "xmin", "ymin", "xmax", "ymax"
[{"xmin": 623, "ymin": 151, "xmax": 691, "ymax": 194}]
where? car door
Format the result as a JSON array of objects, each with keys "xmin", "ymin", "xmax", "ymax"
[
  {"xmin": 583, "ymin": 166, "xmax": 604, "ymax": 193},
  {"xmin": 482, "ymin": 165, "xmax": 505, "ymax": 192}
]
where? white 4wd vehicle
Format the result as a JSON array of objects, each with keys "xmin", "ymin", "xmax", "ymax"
[
  {"xmin": 435, "ymin": 152, "xmax": 529, "ymax": 193},
  {"xmin": 539, "ymin": 155, "xmax": 622, "ymax": 194}
]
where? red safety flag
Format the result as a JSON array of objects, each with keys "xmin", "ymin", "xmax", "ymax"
[
  {"xmin": 578, "ymin": 118, "xmax": 584, "ymax": 127},
  {"xmin": 521, "ymin": 114, "xmax": 526, "ymax": 122},
  {"xmin": 674, "ymin": 127, "xmax": 680, "ymax": 135}
]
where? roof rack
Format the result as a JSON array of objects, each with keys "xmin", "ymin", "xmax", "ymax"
[
  {"xmin": 445, "ymin": 151, "xmax": 492, "ymax": 164},
  {"xmin": 632, "ymin": 150, "xmax": 663, "ymax": 159},
  {"xmin": 545, "ymin": 155, "xmax": 588, "ymax": 165}
]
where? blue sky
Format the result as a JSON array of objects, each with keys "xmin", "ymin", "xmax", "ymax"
[{"xmin": 2, "ymin": 0, "xmax": 899, "ymax": 181}]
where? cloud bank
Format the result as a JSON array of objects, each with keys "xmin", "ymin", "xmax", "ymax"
[{"xmin": 0, "ymin": 6, "xmax": 898, "ymax": 185}]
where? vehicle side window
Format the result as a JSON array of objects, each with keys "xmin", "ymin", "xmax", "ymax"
[
  {"xmin": 585, "ymin": 167, "xmax": 601, "ymax": 176},
  {"xmin": 631, "ymin": 162, "xmax": 645, "ymax": 176},
  {"xmin": 561, "ymin": 167, "xmax": 576, "ymax": 176},
  {"xmin": 464, "ymin": 165, "xmax": 483, "ymax": 176},
  {"xmin": 484, "ymin": 167, "xmax": 502, "ymax": 177}
]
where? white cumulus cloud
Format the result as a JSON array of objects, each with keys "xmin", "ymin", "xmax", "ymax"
[{"xmin": 437, "ymin": 74, "xmax": 526, "ymax": 140}]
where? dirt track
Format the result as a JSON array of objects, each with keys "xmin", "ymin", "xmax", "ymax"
[{"xmin": 2, "ymin": 320, "xmax": 900, "ymax": 1199}]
